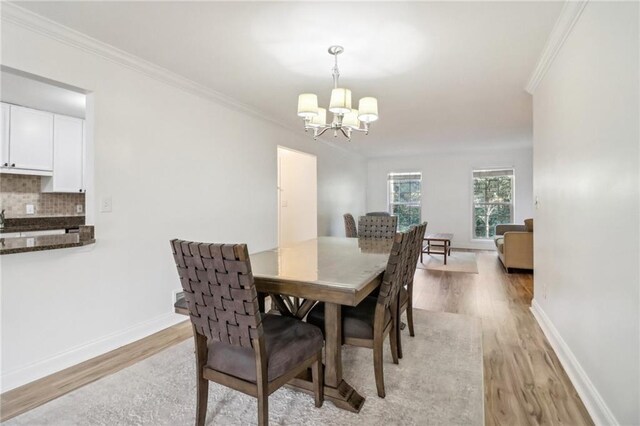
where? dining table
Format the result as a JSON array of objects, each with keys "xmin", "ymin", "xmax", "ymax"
[{"xmin": 175, "ymin": 236, "xmax": 393, "ymax": 413}]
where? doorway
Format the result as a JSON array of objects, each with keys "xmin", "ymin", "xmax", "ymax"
[{"xmin": 277, "ymin": 146, "xmax": 317, "ymax": 246}]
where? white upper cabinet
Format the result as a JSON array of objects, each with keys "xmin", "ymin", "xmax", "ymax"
[
  {"xmin": 8, "ymin": 105, "xmax": 54, "ymax": 172},
  {"xmin": 42, "ymin": 115, "xmax": 84, "ymax": 193},
  {"xmin": 1, "ymin": 103, "xmax": 9, "ymax": 167}
]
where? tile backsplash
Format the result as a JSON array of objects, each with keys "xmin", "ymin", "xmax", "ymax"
[{"xmin": 0, "ymin": 173, "xmax": 85, "ymax": 217}]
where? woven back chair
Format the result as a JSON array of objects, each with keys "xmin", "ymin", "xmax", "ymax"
[
  {"xmin": 307, "ymin": 227, "xmax": 414, "ymax": 398},
  {"xmin": 396, "ymin": 222, "xmax": 427, "ymax": 358},
  {"xmin": 376, "ymin": 226, "xmax": 417, "ymax": 310},
  {"xmin": 343, "ymin": 213, "xmax": 358, "ymax": 238},
  {"xmin": 173, "ymin": 240, "xmax": 262, "ymax": 348},
  {"xmin": 171, "ymin": 240, "xmax": 323, "ymax": 426},
  {"xmin": 358, "ymin": 215, "xmax": 398, "ymax": 239}
]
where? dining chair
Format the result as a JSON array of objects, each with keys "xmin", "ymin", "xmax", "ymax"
[
  {"xmin": 358, "ymin": 215, "xmax": 398, "ymax": 239},
  {"xmin": 170, "ymin": 240, "xmax": 324, "ymax": 426},
  {"xmin": 306, "ymin": 227, "xmax": 415, "ymax": 398},
  {"xmin": 396, "ymin": 222, "xmax": 428, "ymax": 359},
  {"xmin": 343, "ymin": 213, "xmax": 358, "ymax": 238}
]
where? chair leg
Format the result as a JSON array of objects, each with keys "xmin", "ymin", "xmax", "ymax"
[
  {"xmin": 192, "ymin": 327, "xmax": 209, "ymax": 426},
  {"xmin": 390, "ymin": 321, "xmax": 399, "ymax": 364},
  {"xmin": 373, "ymin": 337, "xmax": 386, "ymax": 398},
  {"xmin": 396, "ymin": 313, "xmax": 403, "ymax": 359},
  {"xmin": 257, "ymin": 391, "xmax": 268, "ymax": 426},
  {"xmin": 407, "ymin": 302, "xmax": 415, "ymax": 338},
  {"xmin": 195, "ymin": 375, "xmax": 208, "ymax": 426},
  {"xmin": 311, "ymin": 352, "xmax": 324, "ymax": 408}
]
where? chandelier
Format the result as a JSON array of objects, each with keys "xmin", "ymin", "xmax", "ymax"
[{"xmin": 297, "ymin": 45, "xmax": 379, "ymax": 141}]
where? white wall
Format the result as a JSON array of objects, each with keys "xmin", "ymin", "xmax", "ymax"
[
  {"xmin": 1, "ymin": 70, "xmax": 86, "ymax": 118},
  {"xmin": 278, "ymin": 147, "xmax": 318, "ymax": 246},
  {"xmin": 531, "ymin": 2, "xmax": 639, "ymax": 425},
  {"xmin": 0, "ymin": 16, "xmax": 366, "ymax": 390},
  {"xmin": 367, "ymin": 147, "xmax": 533, "ymax": 249}
]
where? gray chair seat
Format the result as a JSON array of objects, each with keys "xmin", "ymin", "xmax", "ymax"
[
  {"xmin": 207, "ymin": 314, "xmax": 323, "ymax": 383},
  {"xmin": 307, "ymin": 297, "xmax": 391, "ymax": 340}
]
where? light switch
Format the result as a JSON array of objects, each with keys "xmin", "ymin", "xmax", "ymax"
[
  {"xmin": 26, "ymin": 204, "xmax": 35, "ymax": 215},
  {"xmin": 100, "ymin": 196, "xmax": 113, "ymax": 213}
]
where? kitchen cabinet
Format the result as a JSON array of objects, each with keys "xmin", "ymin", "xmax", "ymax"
[
  {"xmin": 1, "ymin": 103, "xmax": 9, "ymax": 167},
  {"xmin": 42, "ymin": 115, "xmax": 84, "ymax": 193},
  {"xmin": 4, "ymin": 105, "xmax": 54, "ymax": 173}
]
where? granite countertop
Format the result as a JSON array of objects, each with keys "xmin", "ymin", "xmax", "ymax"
[
  {"xmin": 0, "ymin": 233, "xmax": 95, "ymax": 255},
  {"xmin": 1, "ymin": 215, "xmax": 85, "ymax": 234}
]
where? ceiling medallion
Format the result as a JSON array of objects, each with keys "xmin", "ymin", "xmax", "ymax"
[{"xmin": 297, "ymin": 45, "xmax": 379, "ymax": 141}]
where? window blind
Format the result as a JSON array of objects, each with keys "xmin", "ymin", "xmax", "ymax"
[
  {"xmin": 388, "ymin": 172, "xmax": 422, "ymax": 181},
  {"xmin": 473, "ymin": 169, "xmax": 513, "ymax": 179}
]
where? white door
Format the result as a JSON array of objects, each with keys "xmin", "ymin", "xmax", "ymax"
[
  {"xmin": 277, "ymin": 147, "xmax": 318, "ymax": 246},
  {"xmin": 9, "ymin": 105, "xmax": 54, "ymax": 171},
  {"xmin": 1, "ymin": 103, "xmax": 9, "ymax": 167},
  {"xmin": 51, "ymin": 115, "xmax": 84, "ymax": 192}
]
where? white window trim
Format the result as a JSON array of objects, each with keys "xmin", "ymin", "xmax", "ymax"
[{"xmin": 470, "ymin": 167, "xmax": 516, "ymax": 241}]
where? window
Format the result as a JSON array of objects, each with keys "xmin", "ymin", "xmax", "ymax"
[
  {"xmin": 473, "ymin": 169, "xmax": 514, "ymax": 239},
  {"xmin": 388, "ymin": 172, "xmax": 422, "ymax": 232}
]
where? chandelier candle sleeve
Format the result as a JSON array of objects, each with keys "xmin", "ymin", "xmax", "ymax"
[{"xmin": 297, "ymin": 93, "xmax": 319, "ymax": 117}]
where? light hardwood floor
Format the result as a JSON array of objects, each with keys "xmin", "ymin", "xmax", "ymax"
[
  {"xmin": 0, "ymin": 321, "xmax": 193, "ymax": 422},
  {"xmin": 2, "ymin": 251, "xmax": 593, "ymax": 425},
  {"xmin": 413, "ymin": 251, "xmax": 593, "ymax": 425}
]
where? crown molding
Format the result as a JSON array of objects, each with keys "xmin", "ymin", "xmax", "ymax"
[
  {"xmin": 0, "ymin": 2, "xmax": 358, "ymax": 157},
  {"xmin": 525, "ymin": 0, "xmax": 588, "ymax": 94}
]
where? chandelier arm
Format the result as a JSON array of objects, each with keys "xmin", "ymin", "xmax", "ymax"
[
  {"xmin": 339, "ymin": 127, "xmax": 351, "ymax": 140},
  {"xmin": 314, "ymin": 127, "xmax": 332, "ymax": 139}
]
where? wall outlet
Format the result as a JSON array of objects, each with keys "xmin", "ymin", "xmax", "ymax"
[
  {"xmin": 173, "ymin": 290, "xmax": 185, "ymax": 303},
  {"xmin": 100, "ymin": 196, "xmax": 112, "ymax": 213},
  {"xmin": 172, "ymin": 290, "xmax": 185, "ymax": 311},
  {"xmin": 76, "ymin": 204, "xmax": 84, "ymax": 214},
  {"xmin": 25, "ymin": 204, "xmax": 35, "ymax": 215}
]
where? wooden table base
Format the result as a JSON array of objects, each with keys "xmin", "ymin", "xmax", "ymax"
[{"xmin": 289, "ymin": 374, "xmax": 365, "ymax": 413}]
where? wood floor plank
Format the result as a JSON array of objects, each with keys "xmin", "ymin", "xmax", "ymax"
[{"xmin": 412, "ymin": 251, "xmax": 593, "ymax": 426}]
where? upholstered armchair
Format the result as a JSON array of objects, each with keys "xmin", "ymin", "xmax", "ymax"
[{"xmin": 494, "ymin": 218, "xmax": 533, "ymax": 272}]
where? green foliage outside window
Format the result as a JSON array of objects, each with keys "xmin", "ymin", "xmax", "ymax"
[
  {"xmin": 388, "ymin": 173, "xmax": 421, "ymax": 232},
  {"xmin": 473, "ymin": 171, "xmax": 514, "ymax": 238}
]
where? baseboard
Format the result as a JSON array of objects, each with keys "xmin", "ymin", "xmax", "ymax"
[
  {"xmin": 1, "ymin": 312, "xmax": 184, "ymax": 392},
  {"xmin": 530, "ymin": 300, "xmax": 619, "ymax": 425}
]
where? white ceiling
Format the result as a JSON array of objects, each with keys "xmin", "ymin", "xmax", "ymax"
[{"xmin": 16, "ymin": 1, "xmax": 562, "ymax": 157}]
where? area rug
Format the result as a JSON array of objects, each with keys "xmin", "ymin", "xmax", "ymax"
[
  {"xmin": 5, "ymin": 310, "xmax": 483, "ymax": 426},
  {"xmin": 417, "ymin": 251, "xmax": 479, "ymax": 274}
]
